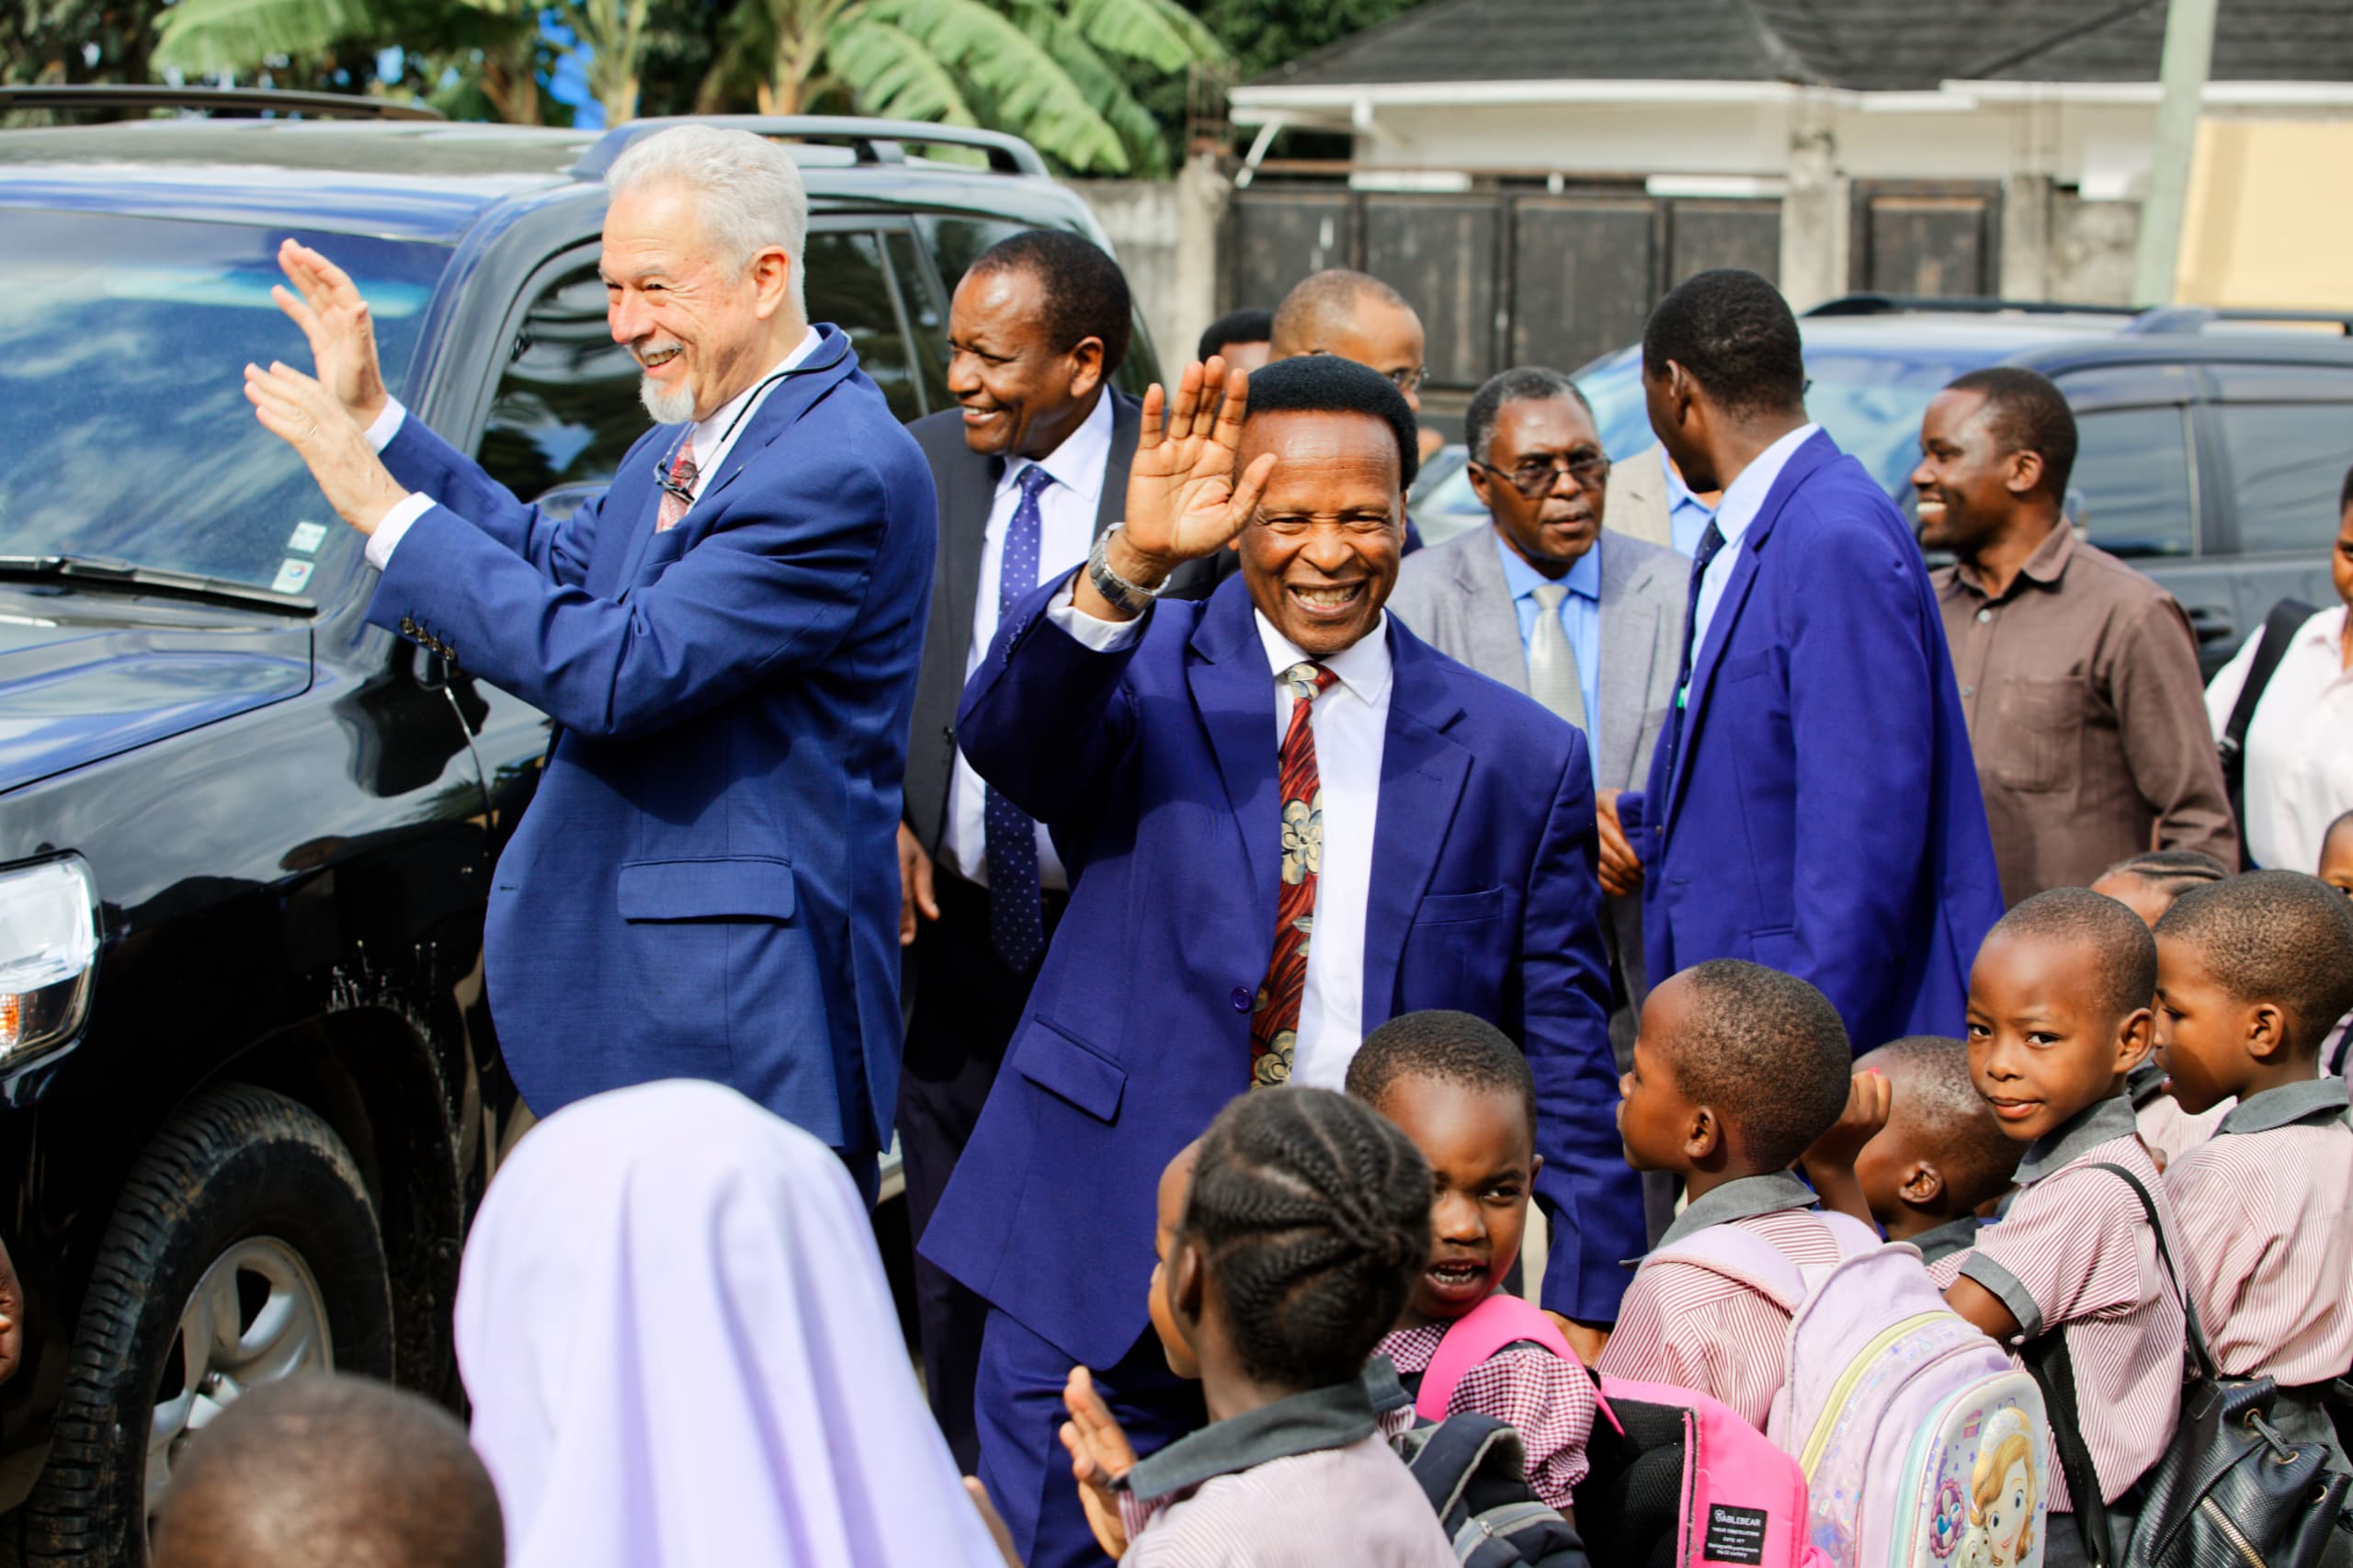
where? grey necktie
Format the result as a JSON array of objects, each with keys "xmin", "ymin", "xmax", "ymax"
[{"xmin": 1527, "ymin": 581, "xmax": 1586, "ymax": 731}]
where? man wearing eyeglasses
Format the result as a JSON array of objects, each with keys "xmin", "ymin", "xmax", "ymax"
[
  {"xmin": 1387, "ymin": 368, "xmax": 1687, "ymax": 1233},
  {"xmin": 1268, "ymin": 268, "xmax": 1437, "ymax": 551}
]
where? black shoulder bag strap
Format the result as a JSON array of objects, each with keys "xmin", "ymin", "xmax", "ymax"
[
  {"xmin": 2220, "ymin": 597, "xmax": 2318, "ymax": 846},
  {"xmin": 2018, "ymin": 1161, "xmax": 2208, "ymax": 1568}
]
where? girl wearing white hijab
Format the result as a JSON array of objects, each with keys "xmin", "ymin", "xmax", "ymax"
[{"xmin": 455, "ymin": 1078, "xmax": 1010, "ymax": 1568}]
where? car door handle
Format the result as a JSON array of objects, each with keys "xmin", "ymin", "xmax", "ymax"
[{"xmin": 2185, "ymin": 605, "xmax": 2236, "ymax": 643}]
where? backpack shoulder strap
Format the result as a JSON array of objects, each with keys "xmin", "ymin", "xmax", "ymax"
[
  {"xmin": 1404, "ymin": 1412, "xmax": 1528, "ymax": 1522},
  {"xmin": 1416, "ymin": 1293, "xmax": 1574, "ymax": 1423},
  {"xmin": 2221, "ymin": 597, "xmax": 2318, "ymax": 828},
  {"xmin": 2079, "ymin": 1160, "xmax": 2218, "ymax": 1381},
  {"xmin": 1649, "ymin": 1219, "xmax": 1813, "ymax": 1311}
]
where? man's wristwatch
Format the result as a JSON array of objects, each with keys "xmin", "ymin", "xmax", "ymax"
[{"xmin": 1087, "ymin": 527, "xmax": 1167, "ymax": 619}]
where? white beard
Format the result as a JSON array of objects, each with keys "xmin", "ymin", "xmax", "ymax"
[{"xmin": 640, "ymin": 372, "xmax": 696, "ymax": 426}]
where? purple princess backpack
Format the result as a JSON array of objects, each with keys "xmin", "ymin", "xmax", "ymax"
[{"xmin": 1654, "ymin": 1211, "xmax": 2052, "ymax": 1568}]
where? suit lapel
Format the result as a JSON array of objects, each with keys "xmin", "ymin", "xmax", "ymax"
[
  {"xmin": 1660, "ymin": 431, "xmax": 1837, "ymax": 828},
  {"xmin": 1596, "ymin": 543, "xmax": 1659, "ymax": 788},
  {"xmin": 1093, "ymin": 391, "xmax": 1139, "ymax": 542},
  {"xmin": 1362, "ymin": 620, "xmax": 1472, "ymax": 1022},
  {"xmin": 616, "ymin": 328, "xmax": 860, "ymax": 595},
  {"xmin": 1456, "ymin": 530, "xmax": 1530, "ymax": 694},
  {"xmin": 1187, "ymin": 583, "xmax": 1282, "ymax": 948}
]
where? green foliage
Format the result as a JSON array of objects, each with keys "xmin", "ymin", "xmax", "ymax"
[{"xmin": 1190, "ymin": 0, "xmax": 1416, "ymax": 83}]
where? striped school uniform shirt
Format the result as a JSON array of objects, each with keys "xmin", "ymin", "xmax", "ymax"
[
  {"xmin": 1116, "ymin": 1379, "xmax": 1456, "ymax": 1568},
  {"xmin": 2163, "ymin": 1076, "xmax": 2353, "ymax": 1390},
  {"xmin": 1928, "ymin": 1096, "xmax": 2188, "ymax": 1509},
  {"xmin": 2130, "ymin": 1062, "xmax": 2229, "ymax": 1168},
  {"xmin": 1597, "ymin": 1171, "xmax": 1840, "ymax": 1430},
  {"xmin": 1374, "ymin": 1318, "xmax": 1597, "ymax": 1509}
]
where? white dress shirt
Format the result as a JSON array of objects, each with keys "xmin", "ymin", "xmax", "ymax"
[
  {"xmin": 361, "ymin": 327, "xmax": 825, "ymax": 569},
  {"xmin": 940, "ymin": 392, "xmax": 1116, "ymax": 891},
  {"xmin": 1683, "ymin": 422, "xmax": 1819, "ymax": 691},
  {"xmin": 1046, "ymin": 586, "xmax": 1392, "ymax": 1090},
  {"xmin": 2204, "ymin": 603, "xmax": 2353, "ymax": 869}
]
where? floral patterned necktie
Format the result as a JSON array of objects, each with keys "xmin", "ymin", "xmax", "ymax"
[
  {"xmin": 656, "ymin": 445, "xmax": 699, "ymax": 533},
  {"xmin": 1251, "ymin": 661, "xmax": 1338, "ymax": 1087}
]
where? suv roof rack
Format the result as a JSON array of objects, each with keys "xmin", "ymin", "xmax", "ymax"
[
  {"xmin": 1804, "ymin": 293, "xmax": 2141, "ymax": 318},
  {"xmin": 573, "ymin": 115, "xmax": 1049, "ymax": 179},
  {"xmin": 2122, "ymin": 305, "xmax": 2353, "ymax": 337},
  {"xmin": 0, "ymin": 85, "xmax": 443, "ymax": 122}
]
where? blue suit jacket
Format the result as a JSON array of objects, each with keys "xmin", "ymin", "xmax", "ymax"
[
  {"xmin": 1620, "ymin": 431, "xmax": 2003, "ymax": 1048},
  {"xmin": 365, "ymin": 327, "xmax": 936, "ymax": 1148},
  {"xmin": 919, "ymin": 574, "xmax": 1640, "ymax": 1369}
]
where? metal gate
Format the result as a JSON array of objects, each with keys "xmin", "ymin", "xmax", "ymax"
[
  {"xmin": 1225, "ymin": 185, "xmax": 1783, "ymax": 388},
  {"xmin": 1849, "ymin": 180, "xmax": 2003, "ymax": 298}
]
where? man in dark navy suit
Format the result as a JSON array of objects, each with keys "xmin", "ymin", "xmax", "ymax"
[
  {"xmin": 1597, "ymin": 269, "xmax": 2003, "ymax": 1048},
  {"xmin": 923, "ymin": 353, "xmax": 1638, "ymax": 1566},
  {"xmin": 242, "ymin": 127, "xmax": 935, "ymax": 1187}
]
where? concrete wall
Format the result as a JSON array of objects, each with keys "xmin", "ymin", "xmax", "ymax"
[
  {"xmin": 2177, "ymin": 119, "xmax": 2353, "ymax": 308},
  {"xmin": 1070, "ymin": 157, "xmax": 1230, "ymax": 371}
]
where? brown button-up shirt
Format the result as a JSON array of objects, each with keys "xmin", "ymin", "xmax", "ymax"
[{"xmin": 1936, "ymin": 524, "xmax": 2237, "ymax": 904}]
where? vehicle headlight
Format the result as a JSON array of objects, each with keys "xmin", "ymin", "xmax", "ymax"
[{"xmin": 0, "ymin": 857, "xmax": 99, "ymax": 1063}]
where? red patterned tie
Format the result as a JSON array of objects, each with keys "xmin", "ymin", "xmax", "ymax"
[
  {"xmin": 656, "ymin": 445, "xmax": 699, "ymax": 533},
  {"xmin": 1251, "ymin": 662, "xmax": 1339, "ymax": 1087}
]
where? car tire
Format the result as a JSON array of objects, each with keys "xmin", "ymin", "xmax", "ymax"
[{"xmin": 17, "ymin": 1084, "xmax": 394, "ymax": 1566}]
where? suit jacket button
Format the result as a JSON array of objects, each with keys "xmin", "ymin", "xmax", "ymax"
[
  {"xmin": 942, "ymin": 725, "xmax": 955, "ymax": 744},
  {"xmin": 1229, "ymin": 986, "xmax": 1251, "ymax": 1013},
  {"xmin": 400, "ymin": 618, "xmax": 416, "ymax": 635}
]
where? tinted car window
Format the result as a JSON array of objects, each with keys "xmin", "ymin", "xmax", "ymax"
[
  {"xmin": 479, "ymin": 260, "xmax": 640, "ymax": 502},
  {"xmin": 886, "ymin": 226, "xmax": 954, "ymax": 415},
  {"xmin": 0, "ymin": 210, "xmax": 446, "ymax": 593},
  {"xmin": 2209, "ymin": 368, "xmax": 2353, "ymax": 555},
  {"xmin": 807, "ymin": 228, "xmax": 921, "ymax": 423},
  {"xmin": 2070, "ymin": 405, "xmax": 2197, "ymax": 558},
  {"xmin": 922, "ymin": 214, "xmax": 1027, "ymax": 290}
]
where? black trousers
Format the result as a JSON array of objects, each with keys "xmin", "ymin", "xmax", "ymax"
[{"xmin": 895, "ymin": 865, "xmax": 1063, "ymax": 1472}]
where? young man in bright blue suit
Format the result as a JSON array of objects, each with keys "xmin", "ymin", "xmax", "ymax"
[
  {"xmin": 242, "ymin": 128, "xmax": 935, "ymax": 1179},
  {"xmin": 921, "ymin": 354, "xmax": 1638, "ymax": 1566},
  {"xmin": 1597, "ymin": 270, "xmax": 2003, "ymax": 1050}
]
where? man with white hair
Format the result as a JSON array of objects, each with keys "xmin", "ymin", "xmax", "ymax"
[{"xmin": 243, "ymin": 126, "xmax": 937, "ymax": 1190}]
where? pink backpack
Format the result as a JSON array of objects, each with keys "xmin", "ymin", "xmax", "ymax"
[
  {"xmin": 1416, "ymin": 1292, "xmax": 1833, "ymax": 1568},
  {"xmin": 1654, "ymin": 1212, "xmax": 2052, "ymax": 1568}
]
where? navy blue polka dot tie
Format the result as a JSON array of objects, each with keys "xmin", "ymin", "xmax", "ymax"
[{"xmin": 984, "ymin": 464, "xmax": 1055, "ymax": 970}]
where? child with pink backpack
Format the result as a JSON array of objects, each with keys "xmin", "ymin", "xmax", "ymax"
[{"xmin": 1600, "ymin": 962, "xmax": 2053, "ymax": 1568}]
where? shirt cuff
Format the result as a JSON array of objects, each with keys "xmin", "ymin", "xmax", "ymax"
[
  {"xmin": 364, "ymin": 398, "xmax": 406, "ymax": 452},
  {"xmin": 1042, "ymin": 572, "xmax": 1147, "ymax": 652},
  {"xmin": 1957, "ymin": 1251, "xmax": 2045, "ymax": 1340},
  {"xmin": 365, "ymin": 493, "xmax": 435, "ymax": 571}
]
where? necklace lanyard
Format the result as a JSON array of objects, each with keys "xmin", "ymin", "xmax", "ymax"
[{"xmin": 655, "ymin": 334, "xmax": 854, "ymax": 503}]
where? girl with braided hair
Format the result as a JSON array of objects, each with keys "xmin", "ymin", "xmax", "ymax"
[{"xmin": 1059, "ymin": 1087, "xmax": 1457, "ymax": 1566}]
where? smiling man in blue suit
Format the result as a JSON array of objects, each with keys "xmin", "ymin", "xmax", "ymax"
[
  {"xmin": 922, "ymin": 353, "xmax": 1638, "ymax": 1566},
  {"xmin": 241, "ymin": 126, "xmax": 936, "ymax": 1184},
  {"xmin": 1596, "ymin": 270, "xmax": 2003, "ymax": 1050}
]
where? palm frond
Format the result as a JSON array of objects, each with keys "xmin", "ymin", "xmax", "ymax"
[
  {"xmin": 1017, "ymin": 6, "xmax": 1168, "ymax": 175},
  {"xmin": 864, "ymin": 0, "xmax": 1128, "ymax": 172},
  {"xmin": 825, "ymin": 13, "xmax": 976, "ymax": 125},
  {"xmin": 1062, "ymin": 0, "xmax": 1223, "ymax": 71},
  {"xmin": 154, "ymin": 0, "xmax": 386, "ymax": 70}
]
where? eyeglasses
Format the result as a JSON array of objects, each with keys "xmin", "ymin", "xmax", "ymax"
[{"xmin": 1472, "ymin": 452, "xmax": 1611, "ymax": 499}]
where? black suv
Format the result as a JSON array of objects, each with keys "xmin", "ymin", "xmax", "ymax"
[
  {"xmin": 1564, "ymin": 297, "xmax": 2353, "ymax": 676},
  {"xmin": 0, "ymin": 90, "xmax": 1142, "ymax": 1562}
]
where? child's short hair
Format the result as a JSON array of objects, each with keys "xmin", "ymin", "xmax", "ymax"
[
  {"xmin": 1986, "ymin": 887, "xmax": 2156, "ymax": 1022},
  {"xmin": 2154, "ymin": 870, "xmax": 2353, "ymax": 1055},
  {"xmin": 2099, "ymin": 848, "xmax": 2231, "ymax": 901},
  {"xmin": 1664, "ymin": 960, "xmax": 1851, "ymax": 1170},
  {"xmin": 1185, "ymin": 1087, "xmax": 1432, "ymax": 1390},
  {"xmin": 1345, "ymin": 1009, "xmax": 1537, "ymax": 1137},
  {"xmin": 1861, "ymin": 1035, "xmax": 2021, "ymax": 1211}
]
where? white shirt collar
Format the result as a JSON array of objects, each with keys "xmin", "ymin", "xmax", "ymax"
[
  {"xmin": 1252, "ymin": 608, "xmax": 1394, "ymax": 709},
  {"xmin": 688, "ymin": 325, "xmax": 825, "ymax": 457},
  {"xmin": 1711, "ymin": 422, "xmax": 1819, "ymax": 551},
  {"xmin": 998, "ymin": 391, "xmax": 1116, "ymax": 507}
]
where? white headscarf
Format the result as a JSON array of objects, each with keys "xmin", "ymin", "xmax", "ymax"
[{"xmin": 455, "ymin": 1079, "xmax": 1003, "ymax": 1568}]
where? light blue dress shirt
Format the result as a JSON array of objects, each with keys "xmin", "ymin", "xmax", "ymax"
[
  {"xmin": 1494, "ymin": 528, "xmax": 1602, "ymax": 733},
  {"xmin": 1662, "ymin": 453, "xmax": 1719, "ymax": 559},
  {"xmin": 1686, "ymin": 424, "xmax": 1820, "ymax": 687}
]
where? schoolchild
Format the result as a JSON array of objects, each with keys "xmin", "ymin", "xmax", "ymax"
[
  {"xmin": 2090, "ymin": 849, "xmax": 2235, "ymax": 1162},
  {"xmin": 1802, "ymin": 1035, "xmax": 2020, "ymax": 1267}
]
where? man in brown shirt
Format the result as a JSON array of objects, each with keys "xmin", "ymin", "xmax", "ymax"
[{"xmin": 1915, "ymin": 367, "xmax": 2236, "ymax": 904}]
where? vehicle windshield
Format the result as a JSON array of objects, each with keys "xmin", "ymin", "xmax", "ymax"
[
  {"xmin": 1575, "ymin": 340, "xmax": 2006, "ymax": 498},
  {"xmin": 0, "ymin": 210, "xmax": 449, "ymax": 597}
]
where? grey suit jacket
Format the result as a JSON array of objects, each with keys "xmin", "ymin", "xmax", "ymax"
[
  {"xmin": 903, "ymin": 390, "xmax": 1222, "ymax": 854},
  {"xmin": 1386, "ymin": 523, "xmax": 1688, "ymax": 1006},
  {"xmin": 1603, "ymin": 443, "xmax": 1675, "ymax": 551}
]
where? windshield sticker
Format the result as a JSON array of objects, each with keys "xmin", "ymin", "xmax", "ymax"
[
  {"xmin": 288, "ymin": 521, "xmax": 328, "ymax": 554},
  {"xmin": 270, "ymin": 559, "xmax": 315, "ymax": 596}
]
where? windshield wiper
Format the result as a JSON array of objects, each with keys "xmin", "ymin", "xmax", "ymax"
[{"xmin": 0, "ymin": 554, "xmax": 316, "ymax": 617}]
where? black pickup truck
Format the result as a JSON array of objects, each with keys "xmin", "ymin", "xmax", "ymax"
[{"xmin": 0, "ymin": 87, "xmax": 1140, "ymax": 1562}]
